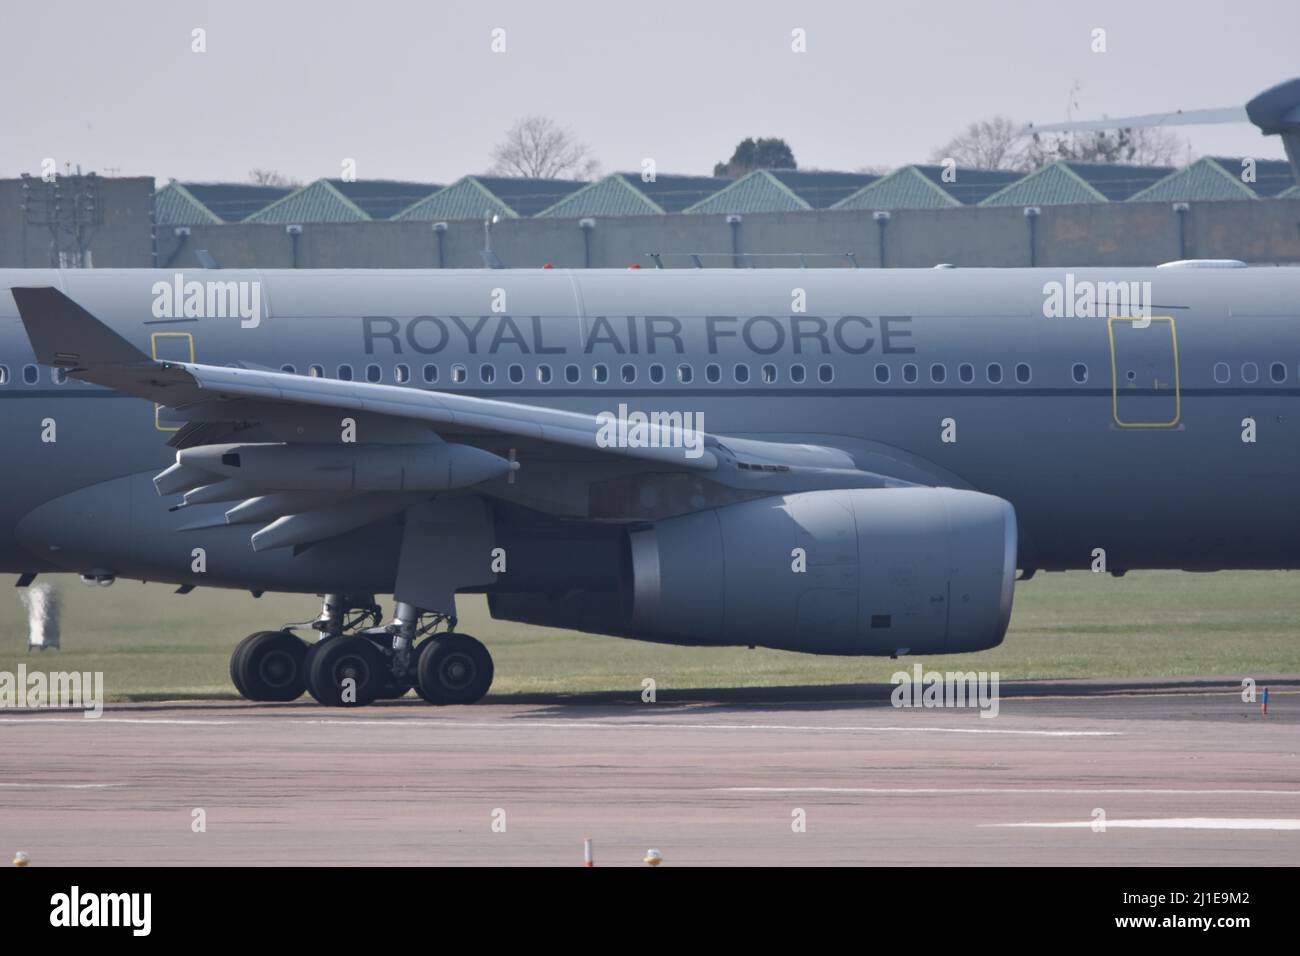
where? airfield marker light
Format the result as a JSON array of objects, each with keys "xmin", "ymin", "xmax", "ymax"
[
  {"xmin": 13, "ymin": 851, "xmax": 30, "ymax": 867},
  {"xmin": 584, "ymin": 837, "xmax": 593, "ymax": 867},
  {"xmin": 1262, "ymin": 686, "xmax": 1269, "ymax": 717},
  {"xmin": 643, "ymin": 848, "xmax": 663, "ymax": 867}
]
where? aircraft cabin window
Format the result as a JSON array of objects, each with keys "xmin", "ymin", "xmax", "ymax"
[
  {"xmin": 280, "ymin": 364, "xmax": 296, "ymax": 374},
  {"xmin": 565, "ymin": 364, "xmax": 580, "ymax": 384},
  {"xmin": 0, "ymin": 365, "xmax": 8, "ymax": 385},
  {"xmin": 761, "ymin": 364, "xmax": 777, "ymax": 384},
  {"xmin": 959, "ymin": 363, "xmax": 974, "ymax": 384},
  {"xmin": 649, "ymin": 364, "xmax": 665, "ymax": 384},
  {"xmin": 480, "ymin": 364, "xmax": 496, "ymax": 384},
  {"xmin": 930, "ymin": 364, "xmax": 946, "ymax": 384},
  {"xmin": 537, "ymin": 364, "xmax": 552, "ymax": 384},
  {"xmin": 508, "ymin": 364, "xmax": 524, "ymax": 384},
  {"xmin": 789, "ymin": 364, "xmax": 806, "ymax": 383},
  {"xmin": 423, "ymin": 364, "xmax": 438, "ymax": 384},
  {"xmin": 705, "ymin": 364, "xmax": 721, "ymax": 384},
  {"xmin": 818, "ymin": 364, "xmax": 834, "ymax": 384},
  {"xmin": 593, "ymin": 364, "xmax": 609, "ymax": 384},
  {"xmin": 987, "ymin": 363, "xmax": 1003, "ymax": 384},
  {"xmin": 337, "ymin": 364, "xmax": 353, "ymax": 381},
  {"xmin": 1015, "ymin": 362, "xmax": 1031, "ymax": 384},
  {"xmin": 451, "ymin": 364, "xmax": 467, "ymax": 384},
  {"xmin": 621, "ymin": 364, "xmax": 636, "ymax": 384},
  {"xmin": 366, "ymin": 364, "xmax": 382, "ymax": 383},
  {"xmin": 23, "ymin": 365, "xmax": 38, "ymax": 385},
  {"xmin": 1072, "ymin": 363, "xmax": 1088, "ymax": 384},
  {"xmin": 903, "ymin": 363, "xmax": 918, "ymax": 383},
  {"xmin": 52, "ymin": 368, "xmax": 67, "ymax": 385},
  {"xmin": 677, "ymin": 364, "xmax": 693, "ymax": 384},
  {"xmin": 1241, "ymin": 362, "xmax": 1259, "ymax": 384},
  {"xmin": 395, "ymin": 364, "xmax": 410, "ymax": 384},
  {"xmin": 875, "ymin": 364, "xmax": 890, "ymax": 384},
  {"xmin": 734, "ymin": 364, "xmax": 750, "ymax": 383},
  {"xmin": 1271, "ymin": 362, "xmax": 1286, "ymax": 383},
  {"xmin": 1213, "ymin": 362, "xmax": 1229, "ymax": 384}
]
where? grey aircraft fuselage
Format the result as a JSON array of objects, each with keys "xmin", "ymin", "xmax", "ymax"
[{"xmin": 0, "ymin": 265, "xmax": 1297, "ymax": 595}]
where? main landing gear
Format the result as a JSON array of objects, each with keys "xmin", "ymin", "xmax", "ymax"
[{"xmin": 227, "ymin": 593, "xmax": 494, "ymax": 707}]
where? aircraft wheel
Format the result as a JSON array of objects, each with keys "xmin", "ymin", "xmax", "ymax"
[
  {"xmin": 228, "ymin": 631, "xmax": 269, "ymax": 699},
  {"xmin": 306, "ymin": 635, "xmax": 385, "ymax": 707},
  {"xmin": 237, "ymin": 630, "xmax": 308, "ymax": 702},
  {"xmin": 415, "ymin": 633, "xmax": 494, "ymax": 705}
]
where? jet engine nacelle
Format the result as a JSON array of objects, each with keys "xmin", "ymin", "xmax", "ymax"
[{"xmin": 628, "ymin": 487, "xmax": 1017, "ymax": 655}]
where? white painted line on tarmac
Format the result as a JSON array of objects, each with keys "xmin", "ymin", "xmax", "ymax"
[
  {"xmin": 0, "ymin": 782, "xmax": 127, "ymax": 789},
  {"xmin": 987, "ymin": 818, "xmax": 1300, "ymax": 830},
  {"xmin": 715, "ymin": 787, "xmax": 1300, "ymax": 796},
  {"xmin": 0, "ymin": 716, "xmax": 1120, "ymax": 737}
]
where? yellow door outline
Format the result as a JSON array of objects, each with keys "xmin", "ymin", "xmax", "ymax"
[
  {"xmin": 1107, "ymin": 316, "xmax": 1180, "ymax": 428},
  {"xmin": 150, "ymin": 331, "xmax": 195, "ymax": 432}
]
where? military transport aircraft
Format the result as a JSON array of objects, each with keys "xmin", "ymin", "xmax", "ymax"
[{"xmin": 2, "ymin": 262, "xmax": 1298, "ymax": 705}]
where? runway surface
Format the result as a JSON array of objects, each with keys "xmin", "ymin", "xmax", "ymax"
[{"xmin": 1, "ymin": 678, "xmax": 1297, "ymax": 866}]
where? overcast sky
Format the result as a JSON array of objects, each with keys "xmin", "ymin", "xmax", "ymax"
[{"xmin": 1, "ymin": 0, "xmax": 1296, "ymax": 185}]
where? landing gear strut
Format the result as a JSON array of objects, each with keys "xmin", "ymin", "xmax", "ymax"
[{"xmin": 226, "ymin": 593, "xmax": 495, "ymax": 707}]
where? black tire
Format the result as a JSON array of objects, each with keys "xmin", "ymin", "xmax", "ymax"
[
  {"xmin": 415, "ymin": 633, "xmax": 494, "ymax": 705},
  {"xmin": 306, "ymin": 635, "xmax": 385, "ymax": 707},
  {"xmin": 238, "ymin": 630, "xmax": 308, "ymax": 702},
  {"xmin": 229, "ymin": 630, "xmax": 281, "ymax": 700}
]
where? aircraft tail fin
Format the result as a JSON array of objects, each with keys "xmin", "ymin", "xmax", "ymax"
[{"xmin": 10, "ymin": 286, "xmax": 150, "ymax": 369}]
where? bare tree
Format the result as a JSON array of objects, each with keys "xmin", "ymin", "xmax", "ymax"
[
  {"xmin": 1023, "ymin": 127, "xmax": 1187, "ymax": 168},
  {"xmin": 248, "ymin": 168, "xmax": 300, "ymax": 188},
  {"xmin": 932, "ymin": 115, "xmax": 1188, "ymax": 172},
  {"xmin": 929, "ymin": 116, "xmax": 1027, "ymax": 171},
  {"xmin": 489, "ymin": 116, "xmax": 600, "ymax": 180}
]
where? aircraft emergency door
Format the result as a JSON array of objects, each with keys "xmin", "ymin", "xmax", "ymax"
[
  {"xmin": 1107, "ymin": 316, "xmax": 1180, "ymax": 428},
  {"xmin": 150, "ymin": 331, "xmax": 195, "ymax": 431}
]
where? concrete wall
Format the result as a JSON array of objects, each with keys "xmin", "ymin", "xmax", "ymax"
[
  {"xmin": 5, "ymin": 177, "xmax": 1300, "ymax": 270},
  {"xmin": 0, "ymin": 177, "xmax": 154, "ymax": 268}
]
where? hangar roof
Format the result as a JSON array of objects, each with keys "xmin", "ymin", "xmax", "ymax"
[
  {"xmin": 326, "ymin": 180, "xmax": 441, "ymax": 220},
  {"xmin": 980, "ymin": 161, "xmax": 1174, "ymax": 206},
  {"xmin": 245, "ymin": 179, "xmax": 372, "ymax": 222},
  {"xmin": 1128, "ymin": 157, "xmax": 1255, "ymax": 202},
  {"xmin": 684, "ymin": 169, "xmax": 811, "ymax": 214},
  {"xmin": 766, "ymin": 170, "xmax": 879, "ymax": 208},
  {"xmin": 833, "ymin": 166, "xmax": 961, "ymax": 210},
  {"xmin": 154, "ymin": 181, "xmax": 223, "ymax": 226}
]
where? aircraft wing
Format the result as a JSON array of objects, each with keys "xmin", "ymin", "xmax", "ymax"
[{"xmin": 12, "ymin": 286, "xmax": 910, "ymax": 539}]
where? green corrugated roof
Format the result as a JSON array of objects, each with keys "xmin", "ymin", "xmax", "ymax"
[
  {"xmin": 766, "ymin": 169, "xmax": 878, "ymax": 208},
  {"xmin": 832, "ymin": 166, "xmax": 960, "ymax": 210},
  {"xmin": 979, "ymin": 162, "xmax": 1107, "ymax": 206},
  {"xmin": 1128, "ymin": 157, "xmax": 1256, "ymax": 202},
  {"xmin": 617, "ymin": 173, "xmax": 731, "ymax": 212},
  {"xmin": 245, "ymin": 179, "xmax": 371, "ymax": 223},
  {"xmin": 683, "ymin": 169, "xmax": 810, "ymax": 214},
  {"xmin": 154, "ymin": 181, "xmax": 221, "ymax": 226},
  {"xmin": 395, "ymin": 177, "xmax": 518, "ymax": 221},
  {"xmin": 1204, "ymin": 157, "xmax": 1295, "ymax": 197},
  {"xmin": 536, "ymin": 174, "xmax": 663, "ymax": 218},
  {"xmin": 182, "ymin": 182, "xmax": 292, "ymax": 221}
]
